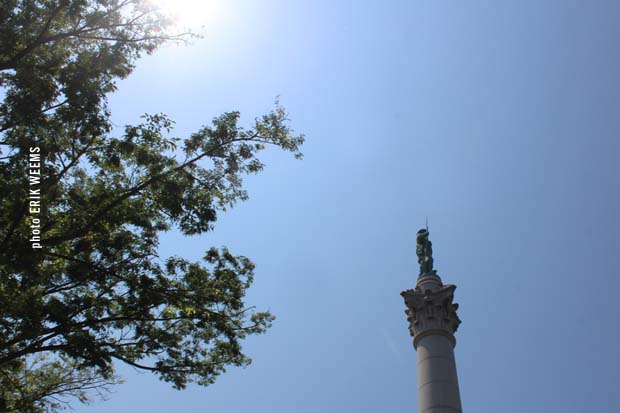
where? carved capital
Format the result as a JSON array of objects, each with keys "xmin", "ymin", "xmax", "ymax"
[{"xmin": 401, "ymin": 284, "xmax": 461, "ymax": 348}]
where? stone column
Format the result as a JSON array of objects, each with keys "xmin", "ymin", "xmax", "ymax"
[{"xmin": 401, "ymin": 274, "xmax": 462, "ymax": 413}]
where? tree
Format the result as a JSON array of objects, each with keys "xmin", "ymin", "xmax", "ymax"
[{"xmin": 0, "ymin": 1, "xmax": 304, "ymax": 411}]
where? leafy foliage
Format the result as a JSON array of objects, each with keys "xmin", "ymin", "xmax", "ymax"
[{"xmin": 0, "ymin": 1, "xmax": 303, "ymax": 411}]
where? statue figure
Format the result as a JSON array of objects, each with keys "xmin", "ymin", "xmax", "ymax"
[{"xmin": 416, "ymin": 228, "xmax": 435, "ymax": 276}]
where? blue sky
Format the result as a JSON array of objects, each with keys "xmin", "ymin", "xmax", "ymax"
[{"xmin": 87, "ymin": 1, "xmax": 620, "ymax": 412}]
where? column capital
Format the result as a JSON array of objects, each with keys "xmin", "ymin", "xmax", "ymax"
[{"xmin": 401, "ymin": 282, "xmax": 461, "ymax": 349}]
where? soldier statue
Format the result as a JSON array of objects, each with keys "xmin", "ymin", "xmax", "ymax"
[{"xmin": 416, "ymin": 228, "xmax": 435, "ymax": 276}]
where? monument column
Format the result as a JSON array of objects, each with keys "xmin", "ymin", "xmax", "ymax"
[{"xmin": 401, "ymin": 229, "xmax": 462, "ymax": 413}]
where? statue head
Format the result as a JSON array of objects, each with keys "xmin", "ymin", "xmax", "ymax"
[{"xmin": 416, "ymin": 228, "xmax": 429, "ymax": 245}]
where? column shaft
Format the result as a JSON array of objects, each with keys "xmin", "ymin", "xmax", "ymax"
[
  {"xmin": 416, "ymin": 334, "xmax": 462, "ymax": 413},
  {"xmin": 401, "ymin": 275, "xmax": 462, "ymax": 413}
]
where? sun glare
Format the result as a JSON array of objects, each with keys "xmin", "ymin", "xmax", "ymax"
[{"xmin": 150, "ymin": 0, "xmax": 220, "ymax": 29}]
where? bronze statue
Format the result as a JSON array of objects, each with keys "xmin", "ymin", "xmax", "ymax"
[{"xmin": 416, "ymin": 228, "xmax": 435, "ymax": 276}]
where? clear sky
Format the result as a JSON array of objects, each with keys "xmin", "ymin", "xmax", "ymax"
[{"xmin": 87, "ymin": 1, "xmax": 620, "ymax": 412}]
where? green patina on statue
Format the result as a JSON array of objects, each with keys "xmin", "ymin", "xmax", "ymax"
[{"xmin": 416, "ymin": 228, "xmax": 436, "ymax": 277}]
